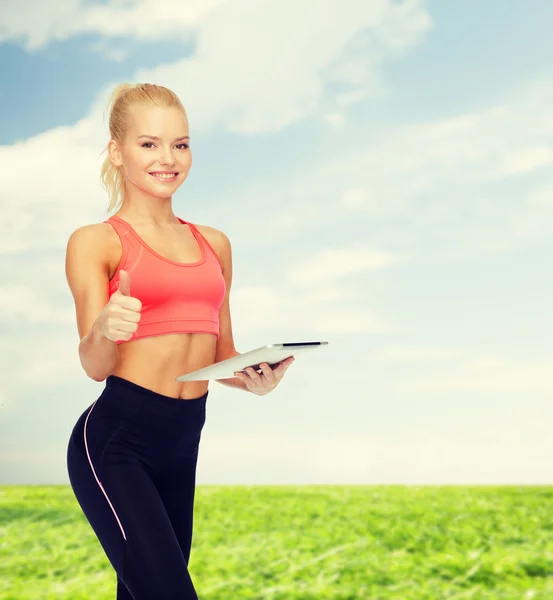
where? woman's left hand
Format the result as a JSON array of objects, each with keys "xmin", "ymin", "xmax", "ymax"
[{"xmin": 234, "ymin": 356, "xmax": 295, "ymax": 396}]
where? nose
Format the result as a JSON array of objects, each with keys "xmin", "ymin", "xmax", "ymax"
[{"xmin": 158, "ymin": 146, "xmax": 176, "ymax": 167}]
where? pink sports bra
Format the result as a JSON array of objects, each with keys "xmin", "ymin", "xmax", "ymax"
[{"xmin": 104, "ymin": 215, "xmax": 226, "ymax": 343}]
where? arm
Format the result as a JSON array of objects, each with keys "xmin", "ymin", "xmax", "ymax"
[
  {"xmin": 199, "ymin": 226, "xmax": 251, "ymax": 393},
  {"xmin": 65, "ymin": 225, "xmax": 120, "ymax": 382}
]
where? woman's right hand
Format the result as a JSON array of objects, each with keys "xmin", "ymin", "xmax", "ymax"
[{"xmin": 97, "ymin": 270, "xmax": 142, "ymax": 342}]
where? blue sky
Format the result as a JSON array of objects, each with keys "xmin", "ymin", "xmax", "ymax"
[{"xmin": 1, "ymin": 0, "xmax": 552, "ymax": 485}]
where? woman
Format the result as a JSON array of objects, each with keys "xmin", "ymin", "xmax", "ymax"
[{"xmin": 65, "ymin": 82, "xmax": 294, "ymax": 600}]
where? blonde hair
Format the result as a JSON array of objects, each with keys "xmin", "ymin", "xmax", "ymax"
[{"xmin": 100, "ymin": 83, "xmax": 186, "ymax": 215}]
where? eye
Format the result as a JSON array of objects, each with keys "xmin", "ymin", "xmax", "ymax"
[{"xmin": 141, "ymin": 142, "xmax": 189, "ymax": 149}]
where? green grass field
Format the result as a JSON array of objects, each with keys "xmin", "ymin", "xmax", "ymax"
[{"xmin": 2, "ymin": 485, "xmax": 553, "ymax": 599}]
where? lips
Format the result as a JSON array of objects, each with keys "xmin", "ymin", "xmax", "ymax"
[{"xmin": 149, "ymin": 172, "xmax": 179, "ymax": 181}]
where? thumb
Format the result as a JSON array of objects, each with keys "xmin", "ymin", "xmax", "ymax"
[{"xmin": 117, "ymin": 269, "xmax": 131, "ymax": 296}]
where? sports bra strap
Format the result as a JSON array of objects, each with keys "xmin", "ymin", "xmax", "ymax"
[{"xmin": 188, "ymin": 223, "xmax": 223, "ymax": 270}]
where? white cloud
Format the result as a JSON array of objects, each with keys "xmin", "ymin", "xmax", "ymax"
[
  {"xmin": 0, "ymin": 285, "xmax": 73, "ymax": 325},
  {"xmin": 0, "ymin": 329, "xmax": 83, "ymax": 411},
  {"xmin": 337, "ymin": 104, "xmax": 553, "ymax": 219},
  {"xmin": 87, "ymin": 38, "xmax": 129, "ymax": 63},
  {"xmin": 197, "ymin": 430, "xmax": 553, "ymax": 484},
  {"xmin": 490, "ymin": 146, "xmax": 553, "ymax": 178},
  {"xmin": 376, "ymin": 344, "xmax": 464, "ymax": 363},
  {"xmin": 322, "ymin": 112, "xmax": 347, "ymax": 129},
  {"xmin": 196, "ymin": 76, "xmax": 552, "ymax": 264},
  {"xmin": 392, "ymin": 356, "xmax": 553, "ymax": 393},
  {"xmin": 0, "ymin": 0, "xmax": 225, "ymax": 50},
  {"xmin": 80, "ymin": 0, "xmax": 431, "ymax": 133},
  {"xmin": 72, "ymin": 0, "xmax": 226, "ymax": 41},
  {"xmin": 0, "ymin": 0, "xmax": 79, "ymax": 50},
  {"xmin": 528, "ymin": 185, "xmax": 553, "ymax": 209},
  {"xmin": 311, "ymin": 310, "xmax": 392, "ymax": 334},
  {"xmin": 340, "ymin": 189, "xmax": 367, "ymax": 210},
  {"xmin": 286, "ymin": 245, "xmax": 401, "ymax": 285},
  {"xmin": 230, "ymin": 279, "xmax": 390, "ymax": 337}
]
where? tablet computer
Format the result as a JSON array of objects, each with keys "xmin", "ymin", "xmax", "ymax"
[{"xmin": 175, "ymin": 341, "xmax": 328, "ymax": 381}]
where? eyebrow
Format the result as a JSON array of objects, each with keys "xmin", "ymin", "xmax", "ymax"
[{"xmin": 137, "ymin": 135, "xmax": 190, "ymax": 141}]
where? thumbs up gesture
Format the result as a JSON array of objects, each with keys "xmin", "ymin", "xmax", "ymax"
[{"xmin": 98, "ymin": 270, "xmax": 142, "ymax": 342}]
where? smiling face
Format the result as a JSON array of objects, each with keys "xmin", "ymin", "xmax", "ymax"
[{"xmin": 108, "ymin": 103, "xmax": 192, "ymax": 200}]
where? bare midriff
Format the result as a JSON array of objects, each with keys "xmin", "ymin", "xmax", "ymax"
[{"xmin": 111, "ymin": 333, "xmax": 216, "ymax": 400}]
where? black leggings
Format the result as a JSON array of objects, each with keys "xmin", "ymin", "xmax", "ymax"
[{"xmin": 66, "ymin": 374, "xmax": 208, "ymax": 599}]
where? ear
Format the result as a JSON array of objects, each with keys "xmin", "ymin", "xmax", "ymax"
[{"xmin": 108, "ymin": 139, "xmax": 123, "ymax": 167}]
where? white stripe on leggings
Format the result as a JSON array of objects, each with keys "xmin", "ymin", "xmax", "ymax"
[{"xmin": 84, "ymin": 400, "xmax": 127, "ymax": 541}]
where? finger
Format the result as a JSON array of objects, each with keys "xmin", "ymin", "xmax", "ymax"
[
  {"xmin": 234, "ymin": 372, "xmax": 257, "ymax": 391},
  {"xmin": 258, "ymin": 363, "xmax": 276, "ymax": 382},
  {"xmin": 113, "ymin": 321, "xmax": 137, "ymax": 334},
  {"xmin": 244, "ymin": 367, "xmax": 263, "ymax": 383},
  {"xmin": 118, "ymin": 296, "xmax": 142, "ymax": 312},
  {"xmin": 118, "ymin": 306, "xmax": 141, "ymax": 323}
]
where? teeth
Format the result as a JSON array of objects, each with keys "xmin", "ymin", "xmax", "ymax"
[{"xmin": 151, "ymin": 173, "xmax": 177, "ymax": 179}]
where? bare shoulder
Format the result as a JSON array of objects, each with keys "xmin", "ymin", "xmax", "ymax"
[
  {"xmin": 66, "ymin": 221, "xmax": 120, "ymax": 260},
  {"xmin": 195, "ymin": 223, "xmax": 229, "ymax": 243},
  {"xmin": 195, "ymin": 224, "xmax": 231, "ymax": 255},
  {"xmin": 66, "ymin": 222, "xmax": 107, "ymax": 251},
  {"xmin": 65, "ymin": 222, "xmax": 116, "ymax": 341}
]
